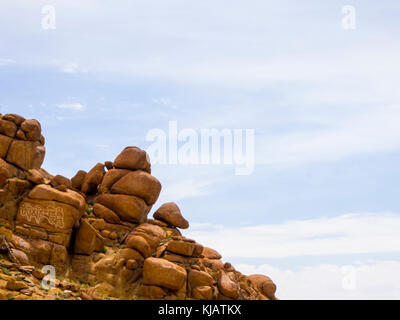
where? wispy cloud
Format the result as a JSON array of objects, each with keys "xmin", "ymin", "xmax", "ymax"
[
  {"xmin": 57, "ymin": 103, "xmax": 86, "ymax": 111},
  {"xmin": 186, "ymin": 213, "xmax": 400, "ymax": 259},
  {"xmin": 257, "ymin": 104, "xmax": 400, "ymax": 168}
]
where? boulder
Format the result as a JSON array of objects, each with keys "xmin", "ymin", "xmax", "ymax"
[
  {"xmin": 111, "ymin": 171, "xmax": 161, "ymax": 206},
  {"xmin": 0, "ymin": 134, "xmax": 12, "ymax": 158},
  {"xmin": 153, "ymin": 202, "xmax": 189, "ymax": 229},
  {"xmin": 97, "ymin": 194, "xmax": 148, "ymax": 223},
  {"xmin": 167, "ymin": 240, "xmax": 196, "ymax": 257},
  {"xmin": 93, "ymin": 203, "xmax": 121, "ymax": 224},
  {"xmin": 202, "ymin": 247, "xmax": 222, "ymax": 259},
  {"xmin": 104, "ymin": 161, "xmax": 114, "ymax": 170},
  {"xmin": 113, "ymin": 147, "xmax": 151, "ymax": 173},
  {"xmin": 218, "ymin": 271, "xmax": 239, "ymax": 299},
  {"xmin": 97, "ymin": 168, "xmax": 130, "ymax": 194},
  {"xmin": 6, "ymin": 140, "xmax": 45, "ymax": 171},
  {"xmin": 137, "ymin": 285, "xmax": 166, "ymax": 299},
  {"xmin": 118, "ymin": 248, "xmax": 144, "ymax": 264},
  {"xmin": 188, "ymin": 269, "xmax": 214, "ymax": 289},
  {"xmin": 26, "ymin": 169, "xmax": 45, "ymax": 185},
  {"xmin": 143, "ymin": 257, "xmax": 187, "ymax": 291},
  {"xmin": 74, "ymin": 220, "xmax": 105, "ymax": 255},
  {"xmin": 28, "ymin": 184, "xmax": 85, "ymax": 211},
  {"xmin": 2, "ymin": 114, "xmax": 25, "ymax": 126},
  {"xmin": 126, "ymin": 235, "xmax": 152, "ymax": 258},
  {"xmin": 133, "ymin": 223, "xmax": 165, "ymax": 248},
  {"xmin": 192, "ymin": 286, "xmax": 213, "ymax": 300},
  {"xmin": 20, "ymin": 119, "xmax": 42, "ymax": 141},
  {"xmin": 0, "ymin": 119, "xmax": 17, "ymax": 137},
  {"xmin": 81, "ymin": 163, "xmax": 105, "ymax": 194},
  {"xmin": 71, "ymin": 170, "xmax": 87, "ymax": 190},
  {"xmin": 248, "ymin": 274, "xmax": 277, "ymax": 300},
  {"xmin": 50, "ymin": 175, "xmax": 72, "ymax": 189},
  {"xmin": 16, "ymin": 198, "xmax": 81, "ymax": 233}
]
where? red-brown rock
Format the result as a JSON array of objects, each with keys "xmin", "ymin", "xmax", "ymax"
[
  {"xmin": 111, "ymin": 171, "xmax": 161, "ymax": 206},
  {"xmin": 97, "ymin": 193, "xmax": 148, "ymax": 223},
  {"xmin": 143, "ymin": 257, "xmax": 187, "ymax": 291},
  {"xmin": 153, "ymin": 202, "xmax": 189, "ymax": 229},
  {"xmin": 113, "ymin": 147, "xmax": 151, "ymax": 173}
]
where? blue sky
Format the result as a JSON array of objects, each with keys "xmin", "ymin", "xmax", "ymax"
[{"xmin": 1, "ymin": 0, "xmax": 400, "ymax": 299}]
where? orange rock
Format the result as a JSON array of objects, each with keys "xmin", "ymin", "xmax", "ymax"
[
  {"xmin": 93, "ymin": 203, "xmax": 121, "ymax": 224},
  {"xmin": 2, "ymin": 114, "xmax": 25, "ymax": 126},
  {"xmin": 50, "ymin": 175, "xmax": 72, "ymax": 189},
  {"xmin": 26, "ymin": 169, "xmax": 45, "ymax": 185},
  {"xmin": 81, "ymin": 163, "xmax": 105, "ymax": 194},
  {"xmin": 97, "ymin": 168, "xmax": 130, "ymax": 194},
  {"xmin": 16, "ymin": 129, "xmax": 27, "ymax": 140},
  {"xmin": 5, "ymin": 178, "xmax": 31, "ymax": 196},
  {"xmin": 192, "ymin": 286, "xmax": 213, "ymax": 300},
  {"xmin": 119, "ymin": 248, "xmax": 144, "ymax": 264},
  {"xmin": 192, "ymin": 243, "xmax": 204, "ymax": 257},
  {"xmin": 126, "ymin": 235, "xmax": 152, "ymax": 257},
  {"xmin": 202, "ymin": 247, "xmax": 222, "ymax": 260},
  {"xmin": 6, "ymin": 140, "xmax": 45, "ymax": 171},
  {"xmin": 16, "ymin": 198, "xmax": 81, "ymax": 233},
  {"xmin": 137, "ymin": 285, "xmax": 166, "ymax": 299},
  {"xmin": 201, "ymin": 258, "xmax": 224, "ymax": 271},
  {"xmin": 188, "ymin": 269, "xmax": 214, "ymax": 289},
  {"xmin": 74, "ymin": 220, "xmax": 105, "ymax": 255},
  {"xmin": 0, "ymin": 158, "xmax": 21, "ymax": 178},
  {"xmin": 0, "ymin": 167, "xmax": 8, "ymax": 187},
  {"xmin": 20, "ymin": 119, "xmax": 42, "ymax": 141},
  {"xmin": 28, "ymin": 184, "xmax": 85, "ymax": 211},
  {"xmin": 104, "ymin": 161, "xmax": 113, "ymax": 170},
  {"xmin": 153, "ymin": 202, "xmax": 189, "ymax": 229},
  {"xmin": 167, "ymin": 240, "xmax": 196, "ymax": 257},
  {"xmin": 71, "ymin": 170, "xmax": 87, "ymax": 190},
  {"xmin": 6, "ymin": 279, "xmax": 28, "ymax": 291},
  {"xmin": 109, "ymin": 231, "xmax": 117, "ymax": 240},
  {"xmin": 0, "ymin": 119, "xmax": 17, "ymax": 137},
  {"xmin": 97, "ymin": 193, "xmax": 148, "ymax": 223},
  {"xmin": 133, "ymin": 223, "xmax": 165, "ymax": 248},
  {"xmin": 111, "ymin": 171, "xmax": 161, "ymax": 206},
  {"xmin": 218, "ymin": 270, "xmax": 239, "ymax": 299},
  {"xmin": 143, "ymin": 257, "xmax": 187, "ymax": 291},
  {"xmin": 0, "ymin": 134, "xmax": 12, "ymax": 158},
  {"xmin": 248, "ymin": 274, "xmax": 277, "ymax": 300},
  {"xmin": 113, "ymin": 147, "xmax": 151, "ymax": 173},
  {"xmin": 126, "ymin": 259, "xmax": 139, "ymax": 270},
  {"xmin": 101, "ymin": 229, "xmax": 110, "ymax": 238}
]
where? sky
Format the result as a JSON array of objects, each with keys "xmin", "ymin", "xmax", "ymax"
[{"xmin": 1, "ymin": 0, "xmax": 400, "ymax": 299}]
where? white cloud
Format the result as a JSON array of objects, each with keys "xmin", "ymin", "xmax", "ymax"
[
  {"xmin": 185, "ymin": 213, "xmax": 400, "ymax": 259},
  {"xmin": 257, "ymin": 104, "xmax": 400, "ymax": 168},
  {"xmin": 57, "ymin": 103, "xmax": 86, "ymax": 111},
  {"xmin": 237, "ymin": 261, "xmax": 400, "ymax": 300}
]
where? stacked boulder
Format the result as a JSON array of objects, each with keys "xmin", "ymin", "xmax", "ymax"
[
  {"xmin": 0, "ymin": 113, "xmax": 278, "ymax": 300},
  {"xmin": 0, "ymin": 114, "xmax": 87, "ymax": 273},
  {"xmin": 0, "ymin": 114, "xmax": 45, "ymax": 181}
]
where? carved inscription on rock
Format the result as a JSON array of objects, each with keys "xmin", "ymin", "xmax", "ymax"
[{"xmin": 19, "ymin": 202, "xmax": 64, "ymax": 229}]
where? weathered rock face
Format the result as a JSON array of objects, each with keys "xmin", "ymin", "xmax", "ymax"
[
  {"xmin": 0, "ymin": 114, "xmax": 278, "ymax": 301},
  {"xmin": 0, "ymin": 114, "xmax": 45, "ymax": 175}
]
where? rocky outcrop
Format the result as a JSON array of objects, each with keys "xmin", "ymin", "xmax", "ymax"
[{"xmin": 0, "ymin": 114, "xmax": 277, "ymax": 300}]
